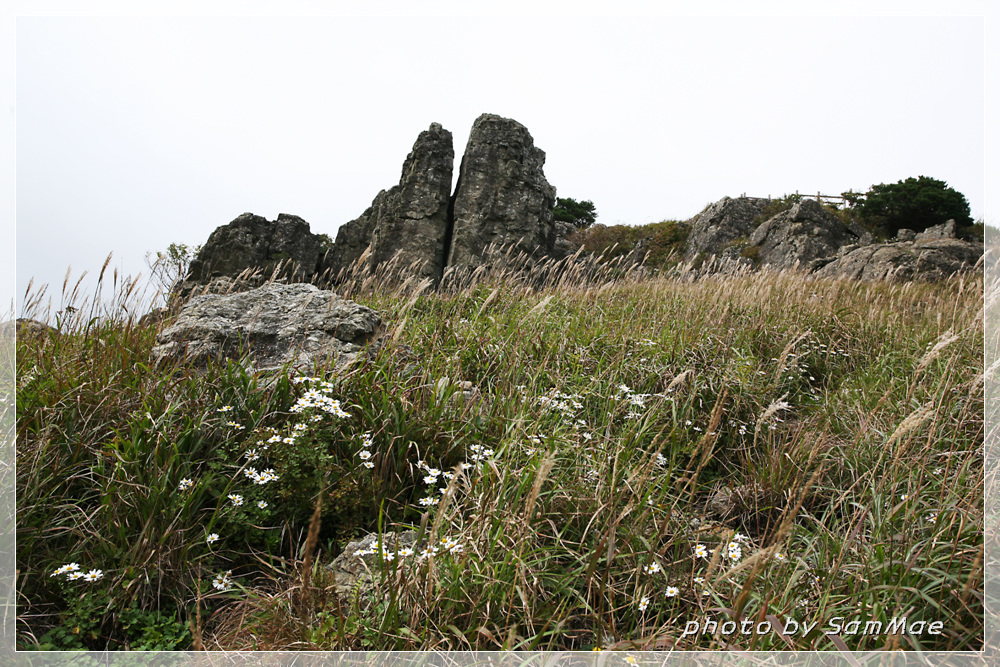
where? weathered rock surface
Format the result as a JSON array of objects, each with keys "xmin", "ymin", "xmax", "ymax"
[
  {"xmin": 0, "ymin": 318, "xmax": 56, "ymax": 341},
  {"xmin": 151, "ymin": 283, "xmax": 381, "ymax": 372},
  {"xmin": 327, "ymin": 530, "xmax": 421, "ymax": 596},
  {"xmin": 683, "ymin": 196, "xmax": 772, "ymax": 260},
  {"xmin": 326, "ymin": 123, "xmax": 454, "ymax": 282},
  {"xmin": 748, "ymin": 198, "xmax": 863, "ymax": 271},
  {"xmin": 813, "ymin": 238, "xmax": 983, "ymax": 282},
  {"xmin": 181, "ymin": 213, "xmax": 325, "ymax": 295},
  {"xmin": 915, "ymin": 219, "xmax": 957, "ymax": 242},
  {"xmin": 447, "ymin": 114, "xmax": 559, "ymax": 268}
]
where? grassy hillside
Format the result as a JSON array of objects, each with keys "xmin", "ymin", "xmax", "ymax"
[{"xmin": 13, "ymin": 257, "xmax": 987, "ymax": 651}]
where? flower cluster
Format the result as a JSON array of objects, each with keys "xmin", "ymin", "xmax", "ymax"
[
  {"xmin": 468, "ymin": 443, "xmax": 494, "ymax": 463},
  {"xmin": 537, "ymin": 390, "xmax": 584, "ymax": 417},
  {"xmin": 290, "ymin": 382, "xmax": 349, "ymax": 417},
  {"xmin": 51, "ymin": 563, "xmax": 103, "ymax": 582},
  {"xmin": 243, "ymin": 467, "xmax": 279, "ymax": 485},
  {"xmin": 356, "ymin": 432, "xmax": 375, "ymax": 469},
  {"xmin": 212, "ymin": 570, "xmax": 233, "ymax": 591}
]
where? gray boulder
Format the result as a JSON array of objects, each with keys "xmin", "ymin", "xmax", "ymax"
[
  {"xmin": 327, "ymin": 530, "xmax": 421, "ymax": 596},
  {"xmin": 915, "ymin": 219, "xmax": 957, "ymax": 242},
  {"xmin": 326, "ymin": 123, "xmax": 454, "ymax": 282},
  {"xmin": 151, "ymin": 283, "xmax": 381, "ymax": 372},
  {"xmin": 447, "ymin": 114, "xmax": 558, "ymax": 268},
  {"xmin": 181, "ymin": 213, "xmax": 325, "ymax": 295},
  {"xmin": 683, "ymin": 196, "xmax": 773, "ymax": 260},
  {"xmin": 748, "ymin": 198, "xmax": 862, "ymax": 271},
  {"xmin": 813, "ymin": 238, "xmax": 983, "ymax": 282}
]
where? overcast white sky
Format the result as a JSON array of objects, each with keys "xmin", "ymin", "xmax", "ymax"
[{"xmin": 4, "ymin": 2, "xmax": 996, "ymax": 317}]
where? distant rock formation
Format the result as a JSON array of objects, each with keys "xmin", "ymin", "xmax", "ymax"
[
  {"xmin": 447, "ymin": 114, "xmax": 561, "ymax": 268},
  {"xmin": 813, "ymin": 237, "xmax": 982, "ymax": 282},
  {"xmin": 747, "ymin": 198, "xmax": 863, "ymax": 271},
  {"xmin": 325, "ymin": 123, "xmax": 454, "ymax": 282},
  {"xmin": 683, "ymin": 196, "xmax": 772, "ymax": 260},
  {"xmin": 152, "ymin": 283, "xmax": 381, "ymax": 373},
  {"xmin": 179, "ymin": 213, "xmax": 326, "ymax": 296}
]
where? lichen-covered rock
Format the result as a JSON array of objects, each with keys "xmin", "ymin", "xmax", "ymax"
[
  {"xmin": 326, "ymin": 123, "xmax": 454, "ymax": 282},
  {"xmin": 683, "ymin": 196, "xmax": 772, "ymax": 260},
  {"xmin": 180, "ymin": 213, "xmax": 325, "ymax": 297},
  {"xmin": 327, "ymin": 530, "xmax": 421, "ymax": 597},
  {"xmin": 151, "ymin": 283, "xmax": 381, "ymax": 372},
  {"xmin": 447, "ymin": 114, "xmax": 558, "ymax": 268},
  {"xmin": 748, "ymin": 198, "xmax": 862, "ymax": 271},
  {"xmin": 915, "ymin": 219, "xmax": 957, "ymax": 242},
  {"xmin": 813, "ymin": 238, "xmax": 983, "ymax": 282}
]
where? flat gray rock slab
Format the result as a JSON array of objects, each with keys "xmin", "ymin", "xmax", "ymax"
[{"xmin": 151, "ymin": 283, "xmax": 381, "ymax": 373}]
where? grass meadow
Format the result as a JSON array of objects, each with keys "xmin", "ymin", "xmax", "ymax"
[{"xmin": 10, "ymin": 250, "xmax": 989, "ymax": 652}]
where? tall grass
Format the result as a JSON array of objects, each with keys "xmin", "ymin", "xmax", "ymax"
[{"xmin": 14, "ymin": 249, "xmax": 985, "ymax": 651}]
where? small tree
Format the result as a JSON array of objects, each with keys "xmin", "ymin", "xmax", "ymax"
[
  {"xmin": 843, "ymin": 176, "xmax": 972, "ymax": 238},
  {"xmin": 553, "ymin": 197, "xmax": 598, "ymax": 230}
]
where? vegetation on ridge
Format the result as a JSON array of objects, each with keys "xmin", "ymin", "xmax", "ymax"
[{"xmin": 12, "ymin": 248, "xmax": 987, "ymax": 651}]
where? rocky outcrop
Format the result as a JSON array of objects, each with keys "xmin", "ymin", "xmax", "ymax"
[
  {"xmin": 325, "ymin": 123, "xmax": 454, "ymax": 282},
  {"xmin": 748, "ymin": 198, "xmax": 863, "ymax": 271},
  {"xmin": 813, "ymin": 238, "xmax": 983, "ymax": 282},
  {"xmin": 180, "ymin": 213, "xmax": 326, "ymax": 296},
  {"xmin": 683, "ymin": 196, "xmax": 772, "ymax": 260},
  {"xmin": 327, "ymin": 530, "xmax": 421, "ymax": 596},
  {"xmin": 0, "ymin": 318, "xmax": 56, "ymax": 341},
  {"xmin": 182, "ymin": 115, "xmax": 576, "ymax": 290},
  {"xmin": 447, "ymin": 114, "xmax": 559, "ymax": 268},
  {"xmin": 151, "ymin": 283, "xmax": 381, "ymax": 373},
  {"xmin": 915, "ymin": 219, "xmax": 957, "ymax": 242}
]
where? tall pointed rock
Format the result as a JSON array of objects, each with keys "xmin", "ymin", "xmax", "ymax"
[
  {"xmin": 447, "ymin": 114, "xmax": 558, "ymax": 268},
  {"xmin": 326, "ymin": 123, "xmax": 454, "ymax": 281}
]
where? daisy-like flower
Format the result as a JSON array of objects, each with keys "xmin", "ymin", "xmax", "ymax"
[
  {"xmin": 417, "ymin": 545, "xmax": 440, "ymax": 561},
  {"xmin": 694, "ymin": 544, "xmax": 709, "ymax": 559},
  {"xmin": 441, "ymin": 537, "xmax": 463, "ymax": 553},
  {"xmin": 51, "ymin": 563, "xmax": 80, "ymax": 577},
  {"xmin": 207, "ymin": 533, "xmax": 220, "ymax": 545},
  {"xmin": 218, "ymin": 405, "xmax": 233, "ymax": 412},
  {"xmin": 83, "ymin": 569, "xmax": 103, "ymax": 582},
  {"xmin": 733, "ymin": 532, "xmax": 747, "ymax": 543},
  {"xmin": 934, "ymin": 467, "xmax": 944, "ymax": 475},
  {"xmin": 637, "ymin": 597, "xmax": 650, "ymax": 612},
  {"xmin": 693, "ymin": 577, "xmax": 705, "ymax": 585},
  {"xmin": 726, "ymin": 542, "xmax": 742, "ymax": 561},
  {"xmin": 228, "ymin": 494, "xmax": 244, "ymax": 507},
  {"xmin": 244, "ymin": 449, "xmax": 260, "ymax": 462},
  {"xmin": 212, "ymin": 570, "xmax": 232, "ymax": 591},
  {"xmin": 927, "ymin": 512, "xmax": 938, "ymax": 524},
  {"xmin": 358, "ymin": 450, "xmax": 372, "ymax": 461},
  {"xmin": 899, "ymin": 494, "xmax": 909, "ymax": 501},
  {"xmin": 362, "ymin": 461, "xmax": 374, "ymax": 469},
  {"xmin": 398, "ymin": 547, "xmax": 414, "ymax": 558},
  {"xmin": 418, "ymin": 497, "xmax": 439, "ymax": 507},
  {"xmin": 702, "ymin": 589, "xmax": 711, "ymax": 597},
  {"xmin": 643, "ymin": 562, "xmax": 661, "ymax": 575},
  {"xmin": 178, "ymin": 478, "xmax": 194, "ymax": 491},
  {"xmin": 774, "ymin": 551, "xmax": 787, "ymax": 562},
  {"xmin": 293, "ymin": 422, "xmax": 308, "ymax": 431},
  {"xmin": 656, "ymin": 453, "xmax": 668, "ymax": 468},
  {"xmin": 665, "ymin": 586, "xmax": 679, "ymax": 598},
  {"xmin": 257, "ymin": 500, "xmax": 268, "ymax": 510},
  {"xmin": 225, "ymin": 421, "xmax": 244, "ymax": 430},
  {"xmin": 360, "ymin": 433, "xmax": 374, "ymax": 448},
  {"xmin": 423, "ymin": 474, "xmax": 439, "ymax": 485},
  {"xmin": 67, "ymin": 571, "xmax": 85, "ymax": 581}
]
